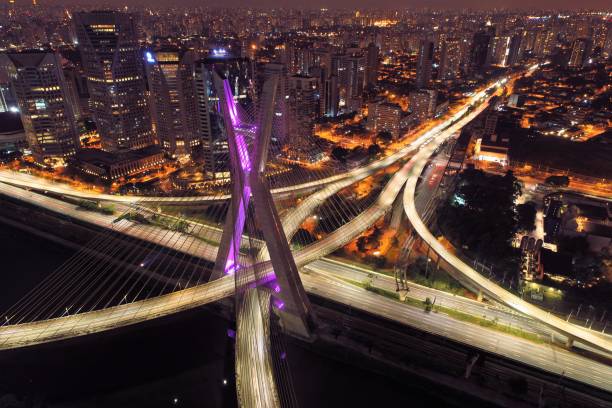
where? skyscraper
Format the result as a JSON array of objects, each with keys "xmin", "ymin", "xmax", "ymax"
[
  {"xmin": 287, "ymin": 75, "xmax": 319, "ymax": 153},
  {"xmin": 73, "ymin": 11, "xmax": 154, "ymax": 152},
  {"xmin": 0, "ymin": 51, "xmax": 78, "ymax": 165},
  {"xmin": 439, "ymin": 37, "xmax": 462, "ymax": 81},
  {"xmin": 488, "ymin": 35, "xmax": 511, "ymax": 67},
  {"xmin": 145, "ymin": 49, "xmax": 199, "ymax": 157},
  {"xmin": 568, "ymin": 38, "xmax": 592, "ymax": 69},
  {"xmin": 336, "ymin": 52, "xmax": 366, "ymax": 113},
  {"xmin": 365, "ymin": 42, "xmax": 379, "ymax": 88},
  {"xmin": 415, "ymin": 39, "xmax": 434, "ymax": 89},
  {"xmin": 469, "ymin": 30, "xmax": 492, "ymax": 74},
  {"xmin": 506, "ymin": 35, "xmax": 523, "ymax": 66}
]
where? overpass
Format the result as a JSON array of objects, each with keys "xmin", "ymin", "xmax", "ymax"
[
  {"xmin": 0, "ymin": 78, "xmax": 507, "ymax": 351},
  {"xmin": 3, "ymin": 65, "xmax": 610, "ymax": 397},
  {"xmin": 401, "ymin": 100, "xmax": 612, "ymax": 355}
]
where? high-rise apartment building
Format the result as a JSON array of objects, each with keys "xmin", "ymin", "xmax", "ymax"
[
  {"xmin": 409, "ymin": 89, "xmax": 437, "ymax": 122},
  {"xmin": 335, "ymin": 52, "xmax": 365, "ymax": 113},
  {"xmin": 488, "ymin": 35, "xmax": 511, "ymax": 66},
  {"xmin": 415, "ymin": 39, "xmax": 434, "ymax": 88},
  {"xmin": 0, "ymin": 51, "xmax": 78, "ymax": 164},
  {"xmin": 365, "ymin": 42, "xmax": 379, "ymax": 87},
  {"xmin": 73, "ymin": 11, "xmax": 154, "ymax": 152},
  {"xmin": 439, "ymin": 37, "xmax": 461, "ymax": 81},
  {"xmin": 287, "ymin": 75, "xmax": 319, "ymax": 148},
  {"xmin": 368, "ymin": 101, "xmax": 402, "ymax": 139},
  {"xmin": 568, "ymin": 38, "xmax": 592, "ymax": 69},
  {"xmin": 506, "ymin": 34, "xmax": 523, "ymax": 66},
  {"xmin": 469, "ymin": 30, "xmax": 492, "ymax": 74},
  {"xmin": 533, "ymin": 30, "xmax": 556, "ymax": 57}
]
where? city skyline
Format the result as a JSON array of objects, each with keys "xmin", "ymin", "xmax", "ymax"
[{"xmin": 0, "ymin": 4, "xmax": 610, "ymax": 408}]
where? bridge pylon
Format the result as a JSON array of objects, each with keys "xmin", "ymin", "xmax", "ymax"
[{"xmin": 212, "ymin": 72, "xmax": 315, "ymax": 339}]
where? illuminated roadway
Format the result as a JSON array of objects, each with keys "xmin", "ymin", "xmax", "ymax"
[
  {"xmin": 0, "ymin": 81, "xmax": 504, "ymax": 352},
  {"xmin": 2, "ymin": 69, "xmax": 610, "ymax": 392},
  {"xmin": 401, "ymin": 101, "xmax": 612, "ymax": 356}
]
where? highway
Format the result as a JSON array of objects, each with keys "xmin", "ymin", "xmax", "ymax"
[
  {"xmin": 3, "ymin": 67, "xmax": 610, "ymax": 392},
  {"xmin": 305, "ymin": 258, "xmax": 551, "ymax": 338},
  {"xmin": 401, "ymin": 100, "xmax": 612, "ymax": 355},
  {"xmin": 0, "ymin": 81, "xmax": 503, "ymax": 351},
  {"xmin": 302, "ymin": 271, "xmax": 612, "ymax": 392}
]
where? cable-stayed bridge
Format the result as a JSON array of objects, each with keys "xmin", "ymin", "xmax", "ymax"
[{"xmin": 1, "ymin": 65, "xmax": 611, "ymax": 406}]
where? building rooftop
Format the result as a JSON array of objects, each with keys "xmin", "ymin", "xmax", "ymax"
[{"xmin": 75, "ymin": 145, "xmax": 162, "ymax": 168}]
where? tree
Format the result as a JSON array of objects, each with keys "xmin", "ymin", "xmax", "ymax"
[
  {"xmin": 517, "ymin": 202, "xmax": 537, "ymax": 232},
  {"xmin": 331, "ymin": 146, "xmax": 349, "ymax": 162},
  {"xmin": 438, "ymin": 169, "xmax": 521, "ymax": 261},
  {"xmin": 377, "ymin": 131, "xmax": 393, "ymax": 143},
  {"xmin": 367, "ymin": 143, "xmax": 382, "ymax": 157},
  {"xmin": 356, "ymin": 236, "xmax": 368, "ymax": 252}
]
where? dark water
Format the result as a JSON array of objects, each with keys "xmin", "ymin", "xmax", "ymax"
[{"xmin": 0, "ymin": 223, "xmax": 458, "ymax": 408}]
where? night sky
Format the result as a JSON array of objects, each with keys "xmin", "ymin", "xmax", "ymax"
[{"xmin": 49, "ymin": 0, "xmax": 611, "ymax": 9}]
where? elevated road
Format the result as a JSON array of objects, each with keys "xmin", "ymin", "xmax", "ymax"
[
  {"xmin": 0, "ymin": 98, "xmax": 487, "ymax": 351},
  {"xmin": 0, "ymin": 74, "xmax": 524, "ymax": 352},
  {"xmin": 303, "ymin": 271, "xmax": 612, "ymax": 393},
  {"xmin": 402, "ymin": 107, "xmax": 612, "ymax": 355}
]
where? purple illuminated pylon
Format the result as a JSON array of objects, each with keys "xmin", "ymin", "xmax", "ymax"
[{"xmin": 221, "ymin": 79, "xmax": 254, "ymax": 275}]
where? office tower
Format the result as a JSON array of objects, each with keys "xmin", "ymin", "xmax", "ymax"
[
  {"xmin": 365, "ymin": 42, "xmax": 379, "ymax": 87},
  {"xmin": 415, "ymin": 39, "xmax": 434, "ymax": 89},
  {"xmin": 73, "ymin": 11, "xmax": 154, "ymax": 152},
  {"xmin": 469, "ymin": 30, "xmax": 492, "ymax": 74},
  {"xmin": 568, "ymin": 38, "xmax": 592, "ymax": 68},
  {"xmin": 368, "ymin": 101, "xmax": 402, "ymax": 139},
  {"xmin": 0, "ymin": 51, "xmax": 78, "ymax": 164},
  {"xmin": 287, "ymin": 75, "xmax": 319, "ymax": 149},
  {"xmin": 506, "ymin": 34, "xmax": 522, "ymax": 66},
  {"xmin": 145, "ymin": 49, "xmax": 199, "ymax": 157},
  {"xmin": 488, "ymin": 35, "xmax": 511, "ymax": 66},
  {"xmin": 439, "ymin": 37, "xmax": 461, "ymax": 81},
  {"xmin": 195, "ymin": 53, "xmax": 255, "ymax": 179},
  {"xmin": 409, "ymin": 89, "xmax": 437, "ymax": 121},
  {"xmin": 336, "ymin": 52, "xmax": 366, "ymax": 113}
]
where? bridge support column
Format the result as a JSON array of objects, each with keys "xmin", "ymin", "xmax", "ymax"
[
  {"xmin": 565, "ymin": 337, "xmax": 574, "ymax": 348},
  {"xmin": 214, "ymin": 74, "xmax": 315, "ymax": 339}
]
